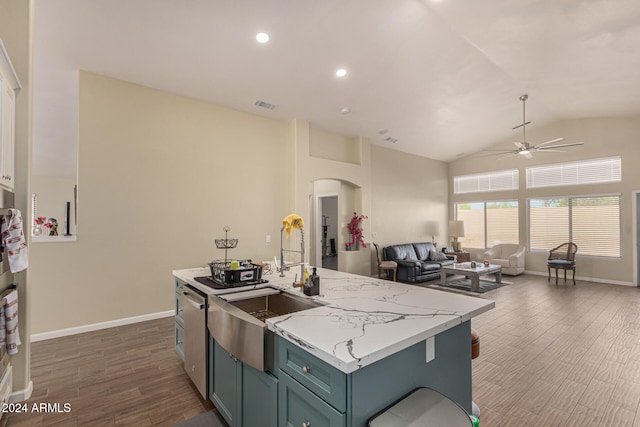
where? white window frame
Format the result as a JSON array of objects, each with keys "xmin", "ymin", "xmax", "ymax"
[
  {"xmin": 455, "ymin": 199, "xmax": 519, "ymax": 249},
  {"xmin": 527, "ymin": 193, "xmax": 622, "ymax": 258},
  {"xmin": 526, "ymin": 157, "xmax": 621, "ymax": 189},
  {"xmin": 454, "ymin": 169, "xmax": 519, "ymax": 194}
]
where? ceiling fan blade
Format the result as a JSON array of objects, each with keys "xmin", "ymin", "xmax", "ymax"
[
  {"xmin": 533, "ymin": 149, "xmax": 566, "ymax": 153},
  {"xmin": 534, "ymin": 137, "xmax": 564, "ymax": 149},
  {"xmin": 538, "ymin": 142, "xmax": 585, "ymax": 149},
  {"xmin": 495, "ymin": 152, "xmax": 517, "ymax": 160},
  {"xmin": 481, "ymin": 151, "xmax": 517, "ymax": 157},
  {"xmin": 514, "ymin": 141, "xmax": 526, "ymax": 149}
]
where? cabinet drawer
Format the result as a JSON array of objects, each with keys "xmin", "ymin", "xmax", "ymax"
[
  {"xmin": 279, "ymin": 338, "xmax": 346, "ymax": 412},
  {"xmin": 175, "ymin": 293, "xmax": 184, "ymax": 327},
  {"xmin": 175, "ymin": 279, "xmax": 185, "ymax": 325},
  {"xmin": 175, "ymin": 323, "xmax": 184, "ymax": 360},
  {"xmin": 279, "ymin": 371, "xmax": 345, "ymax": 427}
]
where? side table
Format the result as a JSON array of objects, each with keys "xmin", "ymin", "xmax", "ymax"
[{"xmin": 448, "ymin": 251, "xmax": 470, "ymax": 263}]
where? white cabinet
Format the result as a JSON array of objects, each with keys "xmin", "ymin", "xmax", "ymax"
[{"xmin": 0, "ymin": 38, "xmax": 20, "ymax": 191}]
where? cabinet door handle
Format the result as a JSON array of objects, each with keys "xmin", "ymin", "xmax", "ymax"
[
  {"xmin": 177, "ymin": 340, "xmax": 183, "ymax": 345},
  {"xmin": 302, "ymin": 366, "xmax": 311, "ymax": 374},
  {"xmin": 302, "ymin": 422, "xmax": 311, "ymax": 427}
]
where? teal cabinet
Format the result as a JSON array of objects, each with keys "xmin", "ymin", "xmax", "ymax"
[
  {"xmin": 174, "ymin": 323, "xmax": 184, "ymax": 360},
  {"xmin": 209, "ymin": 336, "xmax": 278, "ymax": 427},
  {"xmin": 242, "ymin": 363, "xmax": 278, "ymax": 427},
  {"xmin": 276, "ymin": 320, "xmax": 473, "ymax": 427},
  {"xmin": 279, "ymin": 370, "xmax": 345, "ymax": 427},
  {"xmin": 279, "ymin": 338, "xmax": 346, "ymax": 412},
  {"xmin": 211, "ymin": 339, "xmax": 242, "ymax": 426},
  {"xmin": 174, "ymin": 279, "xmax": 185, "ymax": 360}
]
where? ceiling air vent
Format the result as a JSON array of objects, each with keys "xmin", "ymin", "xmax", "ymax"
[
  {"xmin": 384, "ymin": 137, "xmax": 398, "ymax": 143},
  {"xmin": 254, "ymin": 100, "xmax": 277, "ymax": 110}
]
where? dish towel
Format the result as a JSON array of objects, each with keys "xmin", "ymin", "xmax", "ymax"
[
  {"xmin": 0, "ymin": 290, "xmax": 21, "ymax": 355},
  {"xmin": 282, "ymin": 214, "xmax": 304, "ymax": 237},
  {"xmin": 1, "ymin": 209, "xmax": 29, "ymax": 273}
]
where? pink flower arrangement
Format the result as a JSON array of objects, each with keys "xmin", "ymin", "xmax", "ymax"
[
  {"xmin": 347, "ymin": 211, "xmax": 368, "ymax": 249},
  {"xmin": 34, "ymin": 216, "xmax": 53, "ymax": 229}
]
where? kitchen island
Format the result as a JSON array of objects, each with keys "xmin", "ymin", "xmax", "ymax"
[{"xmin": 174, "ymin": 265, "xmax": 494, "ymax": 426}]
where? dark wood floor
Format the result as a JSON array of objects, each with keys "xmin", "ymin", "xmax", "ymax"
[
  {"xmin": 4, "ymin": 274, "xmax": 640, "ymax": 426},
  {"xmin": 4, "ymin": 317, "xmax": 213, "ymax": 426}
]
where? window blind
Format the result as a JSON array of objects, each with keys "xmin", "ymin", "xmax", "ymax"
[
  {"xmin": 571, "ymin": 196, "xmax": 620, "ymax": 257},
  {"xmin": 456, "ymin": 202, "xmax": 485, "ymax": 249},
  {"xmin": 526, "ymin": 157, "xmax": 621, "ymax": 189},
  {"xmin": 454, "ymin": 169, "xmax": 518, "ymax": 194},
  {"xmin": 529, "ymin": 199, "xmax": 569, "ymax": 250},
  {"xmin": 528, "ymin": 195, "xmax": 620, "ymax": 257},
  {"xmin": 486, "ymin": 202, "xmax": 519, "ymax": 246},
  {"xmin": 456, "ymin": 201, "xmax": 518, "ymax": 249}
]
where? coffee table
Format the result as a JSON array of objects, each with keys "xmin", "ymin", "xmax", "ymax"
[{"xmin": 440, "ymin": 263, "xmax": 502, "ymax": 292}]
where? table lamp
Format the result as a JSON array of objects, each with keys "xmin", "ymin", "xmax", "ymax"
[{"xmin": 448, "ymin": 220, "xmax": 465, "ymax": 251}]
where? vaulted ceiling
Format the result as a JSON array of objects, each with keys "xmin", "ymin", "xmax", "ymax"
[{"xmin": 34, "ymin": 0, "xmax": 640, "ymax": 177}]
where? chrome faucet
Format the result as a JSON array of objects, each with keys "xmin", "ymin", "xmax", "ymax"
[{"xmin": 278, "ymin": 219, "xmax": 305, "ymax": 286}]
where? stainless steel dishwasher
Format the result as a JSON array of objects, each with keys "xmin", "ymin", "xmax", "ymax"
[{"xmin": 182, "ymin": 285, "xmax": 208, "ymax": 399}]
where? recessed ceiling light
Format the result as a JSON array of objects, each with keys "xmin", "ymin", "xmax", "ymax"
[
  {"xmin": 384, "ymin": 137, "xmax": 398, "ymax": 143},
  {"xmin": 256, "ymin": 32, "xmax": 270, "ymax": 43},
  {"xmin": 378, "ymin": 129, "xmax": 389, "ymax": 135},
  {"xmin": 335, "ymin": 69, "xmax": 348, "ymax": 77},
  {"xmin": 340, "ymin": 107, "xmax": 351, "ymax": 114},
  {"xmin": 456, "ymin": 152, "xmax": 465, "ymax": 157}
]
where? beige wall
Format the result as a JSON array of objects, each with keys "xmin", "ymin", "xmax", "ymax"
[
  {"xmin": 370, "ymin": 145, "xmax": 449, "ymax": 250},
  {"xmin": 0, "ymin": 0, "xmax": 33, "ymax": 398},
  {"xmin": 30, "ymin": 72, "xmax": 453, "ymax": 334},
  {"xmin": 449, "ymin": 116, "xmax": 640, "ymax": 284},
  {"xmin": 29, "ymin": 72, "xmax": 290, "ymax": 333}
]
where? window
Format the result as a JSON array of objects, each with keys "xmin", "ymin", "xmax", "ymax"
[
  {"xmin": 526, "ymin": 157, "xmax": 621, "ymax": 189},
  {"xmin": 454, "ymin": 169, "xmax": 518, "ymax": 194},
  {"xmin": 528, "ymin": 195, "xmax": 620, "ymax": 257},
  {"xmin": 455, "ymin": 201, "xmax": 519, "ymax": 249}
]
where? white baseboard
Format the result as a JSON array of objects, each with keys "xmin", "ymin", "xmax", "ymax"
[
  {"xmin": 31, "ymin": 310, "xmax": 174, "ymax": 342},
  {"xmin": 524, "ymin": 270, "xmax": 634, "ymax": 287},
  {"xmin": 9, "ymin": 380, "xmax": 33, "ymax": 403}
]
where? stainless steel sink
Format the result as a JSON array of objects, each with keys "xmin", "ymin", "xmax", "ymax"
[{"xmin": 208, "ymin": 287, "xmax": 323, "ymax": 371}]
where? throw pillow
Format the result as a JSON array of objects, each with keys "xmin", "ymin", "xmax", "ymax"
[
  {"xmin": 404, "ymin": 255, "xmax": 419, "ymax": 262},
  {"xmin": 429, "ymin": 250, "xmax": 449, "ymax": 261}
]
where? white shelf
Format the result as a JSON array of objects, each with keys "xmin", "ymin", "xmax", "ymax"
[{"xmin": 31, "ymin": 235, "xmax": 76, "ymax": 243}]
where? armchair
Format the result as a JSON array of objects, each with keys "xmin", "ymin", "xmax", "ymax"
[
  {"xmin": 483, "ymin": 244, "xmax": 525, "ymax": 275},
  {"xmin": 547, "ymin": 242, "xmax": 577, "ymax": 285}
]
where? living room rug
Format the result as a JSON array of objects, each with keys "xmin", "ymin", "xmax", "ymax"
[
  {"xmin": 172, "ymin": 410, "xmax": 227, "ymax": 427},
  {"xmin": 428, "ymin": 278, "xmax": 510, "ymax": 294}
]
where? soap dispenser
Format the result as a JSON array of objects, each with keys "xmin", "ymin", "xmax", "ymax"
[{"xmin": 303, "ymin": 267, "xmax": 320, "ymax": 296}]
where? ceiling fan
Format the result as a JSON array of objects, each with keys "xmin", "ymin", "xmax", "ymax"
[{"xmin": 485, "ymin": 94, "xmax": 584, "ymax": 160}]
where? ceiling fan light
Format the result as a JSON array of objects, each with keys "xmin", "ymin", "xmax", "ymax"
[{"xmin": 518, "ymin": 150, "xmax": 530, "ymax": 155}]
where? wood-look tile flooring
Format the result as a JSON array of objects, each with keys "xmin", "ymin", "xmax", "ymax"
[
  {"xmin": 5, "ymin": 274, "xmax": 640, "ymax": 426},
  {"xmin": 469, "ymin": 274, "xmax": 640, "ymax": 426},
  {"xmin": 3, "ymin": 317, "xmax": 213, "ymax": 426}
]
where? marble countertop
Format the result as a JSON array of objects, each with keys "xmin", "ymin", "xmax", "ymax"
[{"xmin": 173, "ymin": 265, "xmax": 494, "ymax": 374}]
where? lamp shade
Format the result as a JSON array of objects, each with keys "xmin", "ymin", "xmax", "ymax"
[{"xmin": 448, "ymin": 220, "xmax": 465, "ymax": 238}]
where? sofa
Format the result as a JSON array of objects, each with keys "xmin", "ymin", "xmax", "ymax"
[
  {"xmin": 483, "ymin": 244, "xmax": 525, "ymax": 275},
  {"xmin": 383, "ymin": 242, "xmax": 456, "ymax": 283}
]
